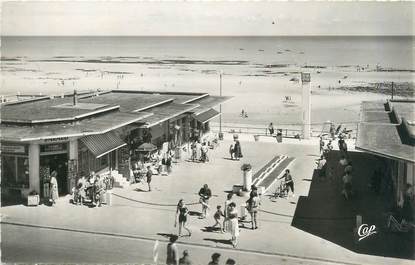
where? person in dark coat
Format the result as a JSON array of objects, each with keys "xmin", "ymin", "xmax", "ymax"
[{"xmin": 233, "ymin": 139, "xmax": 243, "ymax": 160}]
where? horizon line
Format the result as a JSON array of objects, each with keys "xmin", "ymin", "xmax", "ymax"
[{"xmin": 1, "ymin": 34, "xmax": 414, "ymax": 38}]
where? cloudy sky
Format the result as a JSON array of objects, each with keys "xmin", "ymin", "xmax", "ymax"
[{"xmin": 2, "ymin": 1, "xmax": 413, "ymax": 36}]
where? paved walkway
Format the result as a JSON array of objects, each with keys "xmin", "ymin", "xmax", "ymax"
[{"xmin": 1, "ymin": 137, "xmax": 412, "ymax": 264}]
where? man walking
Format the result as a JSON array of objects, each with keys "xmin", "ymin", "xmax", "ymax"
[
  {"xmin": 198, "ymin": 184, "xmax": 212, "ymax": 218},
  {"xmin": 166, "ymin": 235, "xmax": 179, "ymax": 265},
  {"xmin": 279, "ymin": 169, "xmax": 295, "ymax": 197}
]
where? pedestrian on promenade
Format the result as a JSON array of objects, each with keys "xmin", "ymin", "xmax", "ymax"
[
  {"xmin": 319, "ymin": 136, "xmax": 324, "ymax": 154},
  {"xmin": 344, "ymin": 161, "xmax": 353, "ymax": 175},
  {"xmin": 199, "ymin": 184, "xmax": 212, "ymax": 218},
  {"xmin": 49, "ymin": 170, "xmax": 59, "ymax": 205},
  {"xmin": 279, "ymin": 169, "xmax": 295, "ymax": 197},
  {"xmin": 316, "ymin": 155, "xmax": 327, "ymax": 181},
  {"xmin": 146, "ymin": 166, "xmax": 152, "ymax": 191},
  {"xmin": 223, "ymin": 193, "xmax": 234, "ymax": 232},
  {"xmin": 156, "ymin": 149, "xmax": 163, "ymax": 174},
  {"xmin": 246, "ymin": 190, "xmax": 260, "ymax": 229},
  {"xmin": 329, "ymin": 123, "xmax": 335, "ymax": 139},
  {"xmin": 229, "ymin": 144, "xmax": 235, "ymax": 160},
  {"xmin": 327, "ymin": 140, "xmax": 333, "ymax": 150},
  {"xmin": 201, "ymin": 142, "xmax": 209, "ymax": 162},
  {"xmin": 212, "ymin": 205, "xmax": 224, "ymax": 232},
  {"xmin": 233, "ymin": 138, "xmax": 243, "ymax": 160},
  {"xmin": 225, "ymin": 258, "xmax": 236, "ymax": 265},
  {"xmin": 166, "ymin": 153, "xmax": 173, "ymax": 174},
  {"xmin": 227, "ymin": 202, "xmax": 239, "ymax": 248},
  {"xmin": 175, "ymin": 199, "xmax": 192, "ymax": 237},
  {"xmin": 191, "ymin": 141, "xmax": 197, "ymax": 162},
  {"xmin": 166, "ymin": 235, "xmax": 179, "ymax": 265},
  {"xmin": 342, "ymin": 172, "xmax": 353, "ymax": 200},
  {"xmin": 196, "ymin": 140, "xmax": 202, "ymax": 161},
  {"xmin": 208, "ymin": 253, "xmax": 221, "ymax": 265},
  {"xmin": 268, "ymin": 122, "xmax": 275, "ymax": 135},
  {"xmin": 76, "ymin": 175, "xmax": 87, "ymax": 205},
  {"xmin": 179, "ymin": 250, "xmax": 192, "ymax": 265}
]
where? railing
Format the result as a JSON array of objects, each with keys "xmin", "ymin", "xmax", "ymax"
[
  {"xmin": 210, "ymin": 123, "xmax": 358, "ymax": 139},
  {"xmin": 210, "ymin": 125, "xmax": 303, "ymax": 138}
]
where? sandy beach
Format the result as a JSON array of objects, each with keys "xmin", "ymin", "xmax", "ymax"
[{"xmin": 1, "ymin": 36, "xmax": 414, "ymax": 131}]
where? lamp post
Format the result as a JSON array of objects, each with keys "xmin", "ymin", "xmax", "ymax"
[{"xmin": 219, "ymin": 71, "xmax": 223, "ymax": 139}]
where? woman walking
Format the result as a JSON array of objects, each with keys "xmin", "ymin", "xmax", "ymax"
[
  {"xmin": 49, "ymin": 170, "xmax": 59, "ymax": 205},
  {"xmin": 223, "ymin": 193, "xmax": 233, "ymax": 232},
  {"xmin": 247, "ymin": 190, "xmax": 260, "ymax": 229},
  {"xmin": 175, "ymin": 199, "xmax": 192, "ymax": 237},
  {"xmin": 227, "ymin": 202, "xmax": 239, "ymax": 248}
]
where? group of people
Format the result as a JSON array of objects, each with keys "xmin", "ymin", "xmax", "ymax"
[
  {"xmin": 131, "ymin": 149, "xmax": 174, "ymax": 190},
  {"xmin": 319, "ymin": 133, "xmax": 353, "ymax": 200},
  {"xmin": 73, "ymin": 171, "xmax": 112, "ymax": 207},
  {"xmin": 229, "ymin": 137, "xmax": 243, "ymax": 160},
  {"xmin": 190, "ymin": 140, "xmax": 210, "ymax": 163},
  {"xmin": 166, "ymin": 236, "xmax": 237, "ymax": 265},
  {"xmin": 174, "ymin": 183, "xmax": 264, "ymax": 250}
]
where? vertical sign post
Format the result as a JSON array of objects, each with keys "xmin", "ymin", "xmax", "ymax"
[{"xmin": 301, "ymin": 73, "xmax": 311, "ymax": 139}]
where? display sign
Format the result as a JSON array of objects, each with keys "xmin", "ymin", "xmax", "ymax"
[
  {"xmin": 1, "ymin": 144, "xmax": 26, "ymax": 154},
  {"xmin": 44, "ymin": 137, "xmax": 69, "ymax": 143},
  {"xmin": 301, "ymin": 72, "xmax": 311, "ymax": 83},
  {"xmin": 40, "ymin": 143, "xmax": 68, "ymax": 153}
]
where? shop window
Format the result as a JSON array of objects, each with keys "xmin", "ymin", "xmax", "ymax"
[
  {"xmin": 1, "ymin": 155, "xmax": 29, "ymax": 187},
  {"xmin": 96, "ymin": 155, "xmax": 109, "ymax": 171}
]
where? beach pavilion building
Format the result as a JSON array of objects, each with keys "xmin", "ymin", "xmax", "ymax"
[
  {"xmin": 1, "ymin": 90, "xmax": 230, "ymax": 201},
  {"xmin": 356, "ymin": 99, "xmax": 414, "ymax": 213}
]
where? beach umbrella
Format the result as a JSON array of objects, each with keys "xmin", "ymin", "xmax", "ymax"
[{"xmin": 136, "ymin": 143, "xmax": 157, "ymax": 152}]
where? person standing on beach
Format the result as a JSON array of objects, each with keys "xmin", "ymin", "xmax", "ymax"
[
  {"xmin": 166, "ymin": 235, "xmax": 179, "ymax": 265},
  {"xmin": 198, "ymin": 184, "xmax": 212, "ymax": 218},
  {"xmin": 175, "ymin": 199, "xmax": 192, "ymax": 237}
]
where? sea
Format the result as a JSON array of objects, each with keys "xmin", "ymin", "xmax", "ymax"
[{"xmin": 1, "ymin": 36, "xmax": 414, "ymax": 130}]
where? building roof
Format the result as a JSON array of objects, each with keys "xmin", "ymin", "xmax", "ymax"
[
  {"xmin": 79, "ymin": 92, "xmax": 175, "ymax": 112},
  {"xmin": 1, "ymin": 97, "xmax": 119, "ymax": 124},
  {"xmin": 190, "ymin": 96, "xmax": 233, "ymax": 115},
  {"xmin": 138, "ymin": 103, "xmax": 199, "ymax": 128},
  {"xmin": 1, "ymin": 89, "xmax": 231, "ymax": 141},
  {"xmin": 356, "ymin": 100, "xmax": 415, "ymax": 163},
  {"xmin": 0, "ymin": 111, "xmax": 151, "ymax": 141}
]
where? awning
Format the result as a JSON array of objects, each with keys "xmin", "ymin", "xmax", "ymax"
[
  {"xmin": 194, "ymin": 108, "xmax": 220, "ymax": 124},
  {"xmin": 80, "ymin": 131, "xmax": 126, "ymax": 158}
]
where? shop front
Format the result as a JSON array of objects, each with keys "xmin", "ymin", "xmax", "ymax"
[{"xmin": 1, "ymin": 142, "xmax": 30, "ymax": 202}]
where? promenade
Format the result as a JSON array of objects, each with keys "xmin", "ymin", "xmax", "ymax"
[{"xmin": 1, "ymin": 134, "xmax": 412, "ymax": 265}]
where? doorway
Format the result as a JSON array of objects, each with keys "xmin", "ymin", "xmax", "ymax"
[{"xmin": 40, "ymin": 153, "xmax": 69, "ymax": 195}]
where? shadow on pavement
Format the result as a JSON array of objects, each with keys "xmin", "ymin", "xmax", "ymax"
[
  {"xmin": 292, "ymin": 150, "xmax": 414, "ymax": 260},
  {"xmin": 203, "ymin": 238, "xmax": 232, "ymax": 246}
]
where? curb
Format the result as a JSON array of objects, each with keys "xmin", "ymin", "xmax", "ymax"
[{"xmin": 2, "ymin": 221, "xmax": 366, "ymax": 265}]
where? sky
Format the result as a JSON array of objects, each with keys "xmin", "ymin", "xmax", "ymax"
[{"xmin": 1, "ymin": 1, "xmax": 414, "ymax": 36}]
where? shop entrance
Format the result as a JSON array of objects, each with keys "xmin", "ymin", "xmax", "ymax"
[
  {"xmin": 40, "ymin": 142, "xmax": 69, "ymax": 196},
  {"xmin": 40, "ymin": 154, "xmax": 68, "ymax": 195}
]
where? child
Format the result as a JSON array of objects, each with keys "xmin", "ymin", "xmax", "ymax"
[
  {"xmin": 212, "ymin": 205, "xmax": 224, "ymax": 232},
  {"xmin": 229, "ymin": 144, "xmax": 234, "ymax": 160}
]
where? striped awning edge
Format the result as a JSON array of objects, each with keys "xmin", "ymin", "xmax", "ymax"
[
  {"xmin": 194, "ymin": 108, "xmax": 220, "ymax": 124},
  {"xmin": 80, "ymin": 131, "xmax": 126, "ymax": 158}
]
